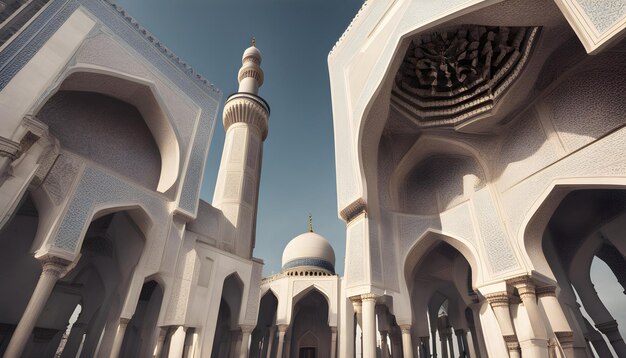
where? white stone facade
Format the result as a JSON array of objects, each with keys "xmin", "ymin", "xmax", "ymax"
[{"xmin": 329, "ymin": 0, "xmax": 626, "ymax": 357}]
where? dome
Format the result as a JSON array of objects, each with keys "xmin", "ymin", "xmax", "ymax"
[{"xmin": 281, "ymin": 232, "xmax": 335, "ymax": 273}]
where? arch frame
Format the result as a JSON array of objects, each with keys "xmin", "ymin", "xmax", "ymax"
[
  {"xmin": 32, "ymin": 63, "xmax": 183, "ymax": 194},
  {"xmin": 517, "ymin": 177, "xmax": 626, "ymax": 280}
]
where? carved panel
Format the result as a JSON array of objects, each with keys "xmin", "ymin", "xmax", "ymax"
[
  {"xmin": 393, "ymin": 26, "xmax": 539, "ymax": 128},
  {"xmin": 43, "ymin": 153, "xmax": 82, "ymax": 206}
]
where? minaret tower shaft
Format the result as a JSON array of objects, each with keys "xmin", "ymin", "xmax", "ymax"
[{"xmin": 212, "ymin": 42, "xmax": 269, "ymax": 259}]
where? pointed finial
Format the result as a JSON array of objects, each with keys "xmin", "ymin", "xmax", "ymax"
[
  {"xmin": 309, "ymin": 213, "xmax": 313, "ymax": 232},
  {"xmin": 251, "ymin": 37, "xmax": 255, "ymax": 47}
]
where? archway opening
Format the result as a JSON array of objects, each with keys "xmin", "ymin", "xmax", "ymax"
[
  {"xmin": 406, "ymin": 240, "xmax": 484, "ymax": 358},
  {"xmin": 252, "ymin": 291, "xmax": 278, "ymax": 358},
  {"xmin": 211, "ymin": 273, "xmax": 244, "ymax": 358},
  {"xmin": 290, "ymin": 289, "xmax": 331, "ymax": 358},
  {"xmin": 119, "ymin": 280, "xmax": 164, "ymax": 357},
  {"xmin": 539, "ymin": 189, "xmax": 626, "ymax": 357}
]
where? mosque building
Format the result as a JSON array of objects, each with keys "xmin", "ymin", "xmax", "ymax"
[{"xmin": 0, "ymin": 0, "xmax": 625, "ymax": 357}]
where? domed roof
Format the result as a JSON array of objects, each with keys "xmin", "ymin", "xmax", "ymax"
[
  {"xmin": 281, "ymin": 231, "xmax": 335, "ymax": 273},
  {"xmin": 242, "ymin": 45, "xmax": 262, "ymax": 64}
]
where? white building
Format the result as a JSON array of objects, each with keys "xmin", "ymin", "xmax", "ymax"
[
  {"xmin": 2, "ymin": 0, "xmax": 626, "ymax": 357},
  {"xmin": 328, "ymin": 0, "xmax": 626, "ymax": 357},
  {"xmin": 0, "ymin": 1, "xmax": 268, "ymax": 357}
]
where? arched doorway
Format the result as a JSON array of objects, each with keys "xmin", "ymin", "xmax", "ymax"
[
  {"xmin": 211, "ymin": 273, "xmax": 244, "ymax": 358},
  {"xmin": 538, "ymin": 189, "xmax": 626, "ymax": 357},
  {"xmin": 289, "ymin": 289, "xmax": 331, "ymax": 358},
  {"xmin": 251, "ymin": 290, "xmax": 278, "ymax": 358},
  {"xmin": 119, "ymin": 280, "xmax": 164, "ymax": 358},
  {"xmin": 405, "ymin": 237, "xmax": 485, "ymax": 358}
]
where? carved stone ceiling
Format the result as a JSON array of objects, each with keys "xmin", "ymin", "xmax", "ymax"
[{"xmin": 391, "ymin": 25, "xmax": 540, "ymax": 130}]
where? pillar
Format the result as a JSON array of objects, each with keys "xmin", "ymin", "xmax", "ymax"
[
  {"xmin": 60, "ymin": 322, "xmax": 87, "ymax": 358},
  {"xmin": 509, "ymin": 277, "xmax": 549, "ymax": 357},
  {"xmin": 266, "ymin": 326, "xmax": 276, "ymax": 358},
  {"xmin": 351, "ymin": 297, "xmax": 363, "ymax": 357},
  {"xmin": 4, "ymin": 256, "xmax": 69, "ymax": 358},
  {"xmin": 484, "ymin": 292, "xmax": 520, "ymax": 358},
  {"xmin": 536, "ymin": 286, "xmax": 574, "ymax": 357},
  {"xmin": 418, "ymin": 336, "xmax": 429, "ymax": 358},
  {"xmin": 331, "ymin": 326, "xmax": 338, "ymax": 358},
  {"xmin": 440, "ymin": 332, "xmax": 449, "ymax": 358},
  {"xmin": 446, "ymin": 331, "xmax": 454, "ymax": 358},
  {"xmin": 454, "ymin": 329, "xmax": 465, "ymax": 358},
  {"xmin": 379, "ymin": 330, "xmax": 389, "ymax": 358},
  {"xmin": 461, "ymin": 331, "xmax": 472, "ymax": 358},
  {"xmin": 431, "ymin": 330, "xmax": 438, "ymax": 358},
  {"xmin": 154, "ymin": 328, "xmax": 167, "ymax": 358},
  {"xmin": 595, "ymin": 320, "xmax": 626, "ymax": 357},
  {"xmin": 400, "ymin": 325, "xmax": 413, "ymax": 358},
  {"xmin": 109, "ymin": 317, "xmax": 130, "ymax": 358},
  {"xmin": 276, "ymin": 324, "xmax": 287, "ymax": 358},
  {"xmin": 240, "ymin": 325, "xmax": 254, "ymax": 358},
  {"xmin": 361, "ymin": 294, "xmax": 378, "ymax": 358},
  {"xmin": 168, "ymin": 326, "xmax": 186, "ymax": 358},
  {"xmin": 389, "ymin": 328, "xmax": 402, "ymax": 358}
]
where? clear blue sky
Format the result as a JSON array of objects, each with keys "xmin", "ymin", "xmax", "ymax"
[{"xmin": 114, "ymin": 0, "xmax": 363, "ymax": 275}]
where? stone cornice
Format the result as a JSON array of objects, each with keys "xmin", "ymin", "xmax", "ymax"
[
  {"xmin": 340, "ymin": 198, "xmax": 367, "ymax": 223},
  {"xmin": 223, "ymin": 93, "xmax": 269, "ymax": 140}
]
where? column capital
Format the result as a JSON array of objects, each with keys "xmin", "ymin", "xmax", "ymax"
[
  {"xmin": 277, "ymin": 324, "xmax": 289, "ymax": 333},
  {"xmin": 484, "ymin": 291, "xmax": 511, "ymax": 307},
  {"xmin": 555, "ymin": 331, "xmax": 574, "ymax": 344},
  {"xmin": 536, "ymin": 286, "xmax": 557, "ymax": 298},
  {"xmin": 330, "ymin": 326, "xmax": 338, "ymax": 334},
  {"xmin": 39, "ymin": 256, "xmax": 72, "ymax": 278},
  {"xmin": 241, "ymin": 325, "xmax": 255, "ymax": 334},
  {"xmin": 119, "ymin": 317, "xmax": 131, "ymax": 325},
  {"xmin": 0, "ymin": 136, "xmax": 21, "ymax": 160},
  {"xmin": 503, "ymin": 334, "xmax": 520, "ymax": 351},
  {"xmin": 508, "ymin": 275, "xmax": 538, "ymax": 300},
  {"xmin": 399, "ymin": 324, "xmax": 411, "ymax": 334},
  {"xmin": 360, "ymin": 293, "xmax": 379, "ymax": 302},
  {"xmin": 454, "ymin": 328, "xmax": 466, "ymax": 335}
]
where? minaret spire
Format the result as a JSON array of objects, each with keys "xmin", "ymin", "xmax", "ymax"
[
  {"xmin": 212, "ymin": 44, "xmax": 270, "ymax": 259},
  {"xmin": 309, "ymin": 213, "xmax": 313, "ymax": 232}
]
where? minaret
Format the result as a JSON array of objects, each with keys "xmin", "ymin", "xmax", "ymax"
[{"xmin": 213, "ymin": 40, "xmax": 269, "ymax": 259}]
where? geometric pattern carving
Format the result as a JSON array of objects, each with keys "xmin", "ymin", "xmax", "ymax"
[
  {"xmin": 575, "ymin": 0, "xmax": 626, "ymax": 33},
  {"xmin": 392, "ymin": 26, "xmax": 540, "ymax": 128}
]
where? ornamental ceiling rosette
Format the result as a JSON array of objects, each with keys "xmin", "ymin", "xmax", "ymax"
[{"xmin": 392, "ymin": 25, "xmax": 540, "ymax": 129}]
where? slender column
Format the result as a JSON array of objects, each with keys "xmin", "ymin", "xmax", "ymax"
[
  {"xmin": 596, "ymin": 320, "xmax": 626, "ymax": 356},
  {"xmin": 284, "ymin": 335, "xmax": 291, "ymax": 358},
  {"xmin": 484, "ymin": 292, "xmax": 520, "ymax": 358},
  {"xmin": 240, "ymin": 325, "xmax": 254, "ymax": 358},
  {"xmin": 389, "ymin": 328, "xmax": 401, "ymax": 358},
  {"xmin": 431, "ymin": 330, "xmax": 438, "ymax": 358},
  {"xmin": 361, "ymin": 294, "xmax": 378, "ymax": 358},
  {"xmin": 351, "ymin": 297, "xmax": 363, "ymax": 357},
  {"xmin": 581, "ymin": 316, "xmax": 613, "ymax": 357},
  {"xmin": 440, "ymin": 332, "xmax": 449, "ymax": 358},
  {"xmin": 379, "ymin": 330, "xmax": 389, "ymax": 358},
  {"xmin": 154, "ymin": 328, "xmax": 167, "ymax": 358},
  {"xmin": 331, "ymin": 327, "xmax": 338, "ymax": 358},
  {"xmin": 60, "ymin": 322, "xmax": 87, "ymax": 358},
  {"xmin": 509, "ymin": 277, "xmax": 549, "ymax": 357},
  {"xmin": 400, "ymin": 325, "xmax": 413, "ymax": 358},
  {"xmin": 168, "ymin": 326, "xmax": 186, "ymax": 358},
  {"xmin": 275, "ymin": 324, "xmax": 288, "ymax": 358},
  {"xmin": 447, "ymin": 332, "xmax": 454, "ymax": 358},
  {"xmin": 461, "ymin": 331, "xmax": 471, "ymax": 358},
  {"xmin": 469, "ymin": 302, "xmax": 487, "ymax": 358},
  {"xmin": 536, "ymin": 286, "xmax": 574, "ymax": 357},
  {"xmin": 418, "ymin": 336, "xmax": 430, "ymax": 358},
  {"xmin": 4, "ymin": 256, "xmax": 69, "ymax": 358},
  {"xmin": 454, "ymin": 329, "xmax": 465, "ymax": 358},
  {"xmin": 266, "ymin": 326, "xmax": 276, "ymax": 358},
  {"xmin": 109, "ymin": 317, "xmax": 130, "ymax": 358}
]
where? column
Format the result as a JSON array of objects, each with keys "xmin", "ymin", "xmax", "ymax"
[
  {"xmin": 400, "ymin": 325, "xmax": 413, "ymax": 358},
  {"xmin": 440, "ymin": 332, "xmax": 449, "ymax": 358},
  {"xmin": 418, "ymin": 336, "xmax": 430, "ymax": 358},
  {"xmin": 351, "ymin": 297, "xmax": 363, "ymax": 357},
  {"xmin": 536, "ymin": 286, "xmax": 574, "ymax": 357},
  {"xmin": 484, "ymin": 292, "xmax": 520, "ymax": 358},
  {"xmin": 379, "ymin": 330, "xmax": 389, "ymax": 358},
  {"xmin": 460, "ymin": 331, "xmax": 472, "ymax": 358},
  {"xmin": 469, "ymin": 303, "xmax": 488, "ymax": 358},
  {"xmin": 431, "ymin": 330, "xmax": 438, "ymax": 358},
  {"xmin": 454, "ymin": 329, "xmax": 465, "ymax": 358},
  {"xmin": 574, "ymin": 279, "xmax": 626, "ymax": 356},
  {"xmin": 331, "ymin": 327, "xmax": 338, "ymax": 358},
  {"xmin": 361, "ymin": 294, "xmax": 378, "ymax": 358},
  {"xmin": 510, "ymin": 277, "xmax": 549, "ymax": 357},
  {"xmin": 109, "ymin": 317, "xmax": 130, "ymax": 358},
  {"xmin": 60, "ymin": 322, "xmax": 87, "ymax": 358},
  {"xmin": 4, "ymin": 256, "xmax": 69, "ymax": 358},
  {"xmin": 276, "ymin": 324, "xmax": 288, "ymax": 358},
  {"xmin": 266, "ymin": 326, "xmax": 276, "ymax": 358},
  {"xmin": 168, "ymin": 326, "xmax": 186, "ymax": 358},
  {"xmin": 446, "ymin": 331, "xmax": 454, "ymax": 358},
  {"xmin": 389, "ymin": 328, "xmax": 402, "ymax": 358},
  {"xmin": 154, "ymin": 328, "xmax": 167, "ymax": 358},
  {"xmin": 240, "ymin": 325, "xmax": 254, "ymax": 358}
]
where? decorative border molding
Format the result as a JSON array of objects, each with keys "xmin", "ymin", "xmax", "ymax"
[
  {"xmin": 340, "ymin": 197, "xmax": 367, "ymax": 222},
  {"xmin": 282, "ymin": 258, "xmax": 335, "ymax": 273}
]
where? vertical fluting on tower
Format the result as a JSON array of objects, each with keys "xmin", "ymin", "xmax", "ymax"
[{"xmin": 212, "ymin": 43, "xmax": 270, "ymax": 259}]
